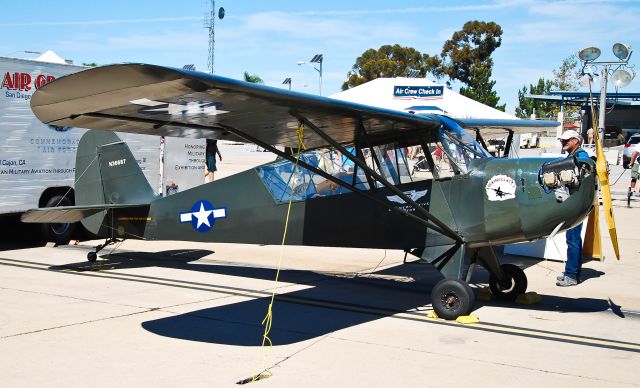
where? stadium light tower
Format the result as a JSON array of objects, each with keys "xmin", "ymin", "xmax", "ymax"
[
  {"xmin": 204, "ymin": 1, "xmax": 225, "ymax": 74},
  {"xmin": 578, "ymin": 43, "xmax": 635, "ymax": 143}
]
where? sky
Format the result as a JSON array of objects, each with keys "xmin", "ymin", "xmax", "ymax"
[{"xmin": 1, "ymin": 0, "xmax": 639, "ymax": 114}]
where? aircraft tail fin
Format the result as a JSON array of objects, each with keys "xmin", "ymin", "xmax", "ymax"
[
  {"xmin": 74, "ymin": 130, "xmax": 156, "ymax": 235},
  {"xmin": 21, "ymin": 130, "xmax": 156, "ymax": 237},
  {"xmin": 75, "ymin": 130, "xmax": 156, "ymax": 207}
]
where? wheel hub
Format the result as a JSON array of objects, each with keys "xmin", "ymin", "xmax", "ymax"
[
  {"xmin": 498, "ymin": 277, "xmax": 515, "ymax": 292},
  {"xmin": 441, "ymin": 292, "xmax": 460, "ymax": 311}
]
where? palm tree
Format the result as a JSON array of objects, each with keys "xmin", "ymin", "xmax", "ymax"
[{"xmin": 243, "ymin": 71, "xmax": 264, "ymax": 84}]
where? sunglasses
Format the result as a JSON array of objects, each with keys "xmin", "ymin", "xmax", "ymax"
[{"xmin": 560, "ymin": 138, "xmax": 575, "ymax": 145}]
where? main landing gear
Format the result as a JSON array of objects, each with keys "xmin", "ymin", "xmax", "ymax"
[
  {"xmin": 87, "ymin": 237, "xmax": 122, "ymax": 262},
  {"xmin": 430, "ymin": 279, "xmax": 476, "ymax": 320},
  {"xmin": 410, "ymin": 243, "xmax": 529, "ymax": 320},
  {"xmin": 425, "ymin": 246, "xmax": 528, "ymax": 320},
  {"xmin": 430, "ymin": 263, "xmax": 528, "ymax": 320}
]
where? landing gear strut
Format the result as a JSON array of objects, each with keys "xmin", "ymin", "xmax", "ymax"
[{"xmin": 87, "ymin": 237, "xmax": 122, "ymax": 262}]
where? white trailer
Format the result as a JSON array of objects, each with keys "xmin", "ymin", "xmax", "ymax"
[{"xmin": 0, "ymin": 55, "xmax": 205, "ymax": 242}]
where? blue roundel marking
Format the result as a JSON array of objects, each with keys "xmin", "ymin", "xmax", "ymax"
[
  {"xmin": 179, "ymin": 200, "xmax": 227, "ymax": 233},
  {"xmin": 192, "ymin": 200, "xmax": 214, "ymax": 232}
]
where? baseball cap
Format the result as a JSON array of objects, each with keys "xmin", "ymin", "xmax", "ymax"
[{"xmin": 560, "ymin": 130, "xmax": 581, "ymax": 141}]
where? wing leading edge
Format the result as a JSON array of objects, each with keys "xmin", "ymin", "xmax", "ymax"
[
  {"xmin": 31, "ymin": 63, "xmax": 558, "ymax": 148},
  {"xmin": 31, "ymin": 64, "xmax": 442, "ymax": 149}
]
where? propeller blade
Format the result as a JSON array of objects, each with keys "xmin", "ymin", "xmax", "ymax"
[{"xmin": 593, "ymin": 130, "xmax": 620, "ymax": 260}]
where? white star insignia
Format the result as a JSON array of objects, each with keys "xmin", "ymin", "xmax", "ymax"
[{"xmin": 192, "ymin": 202, "xmax": 213, "ymax": 228}]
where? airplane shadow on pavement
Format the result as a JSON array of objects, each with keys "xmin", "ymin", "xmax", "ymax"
[{"xmin": 47, "ymin": 249, "xmax": 626, "ymax": 346}]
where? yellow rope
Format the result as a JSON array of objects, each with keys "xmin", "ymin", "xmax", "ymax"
[{"xmin": 251, "ymin": 123, "xmax": 307, "ymax": 382}]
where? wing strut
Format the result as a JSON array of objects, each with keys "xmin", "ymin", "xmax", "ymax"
[
  {"xmin": 216, "ymin": 123, "xmax": 456, "ymax": 239},
  {"xmin": 294, "ymin": 114, "xmax": 463, "ymax": 243},
  {"xmin": 74, "ymin": 111, "xmax": 460, "ymax": 240},
  {"xmin": 503, "ymin": 129, "xmax": 514, "ymax": 158}
]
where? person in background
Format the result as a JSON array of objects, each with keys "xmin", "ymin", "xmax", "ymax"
[
  {"xmin": 166, "ymin": 181, "xmax": 179, "ymax": 195},
  {"xmin": 586, "ymin": 127, "xmax": 594, "ymax": 144},
  {"xmin": 556, "ymin": 130, "xmax": 589, "ymax": 287},
  {"xmin": 628, "ymin": 149, "xmax": 640, "ymax": 200},
  {"xmin": 205, "ymin": 139, "xmax": 222, "ymax": 183}
]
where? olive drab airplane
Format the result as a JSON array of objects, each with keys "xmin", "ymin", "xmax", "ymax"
[{"xmin": 22, "ymin": 64, "xmax": 598, "ymax": 320}]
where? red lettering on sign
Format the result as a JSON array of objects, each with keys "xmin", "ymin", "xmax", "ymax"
[
  {"xmin": 35, "ymin": 74, "xmax": 55, "ymax": 89},
  {"xmin": 1, "ymin": 72, "xmax": 14, "ymax": 90},
  {"xmin": 20, "ymin": 73, "xmax": 31, "ymax": 91},
  {"xmin": 1, "ymin": 71, "xmax": 56, "ymax": 91}
]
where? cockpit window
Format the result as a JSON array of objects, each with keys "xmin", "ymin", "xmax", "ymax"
[
  {"xmin": 256, "ymin": 144, "xmax": 413, "ymax": 203},
  {"xmin": 256, "ymin": 147, "xmax": 369, "ymax": 203},
  {"xmin": 438, "ymin": 116, "xmax": 492, "ymax": 173},
  {"xmin": 256, "ymin": 116, "xmax": 490, "ymax": 202}
]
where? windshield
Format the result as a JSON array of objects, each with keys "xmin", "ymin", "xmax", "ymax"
[
  {"xmin": 255, "ymin": 116, "xmax": 491, "ymax": 202},
  {"xmin": 438, "ymin": 116, "xmax": 492, "ymax": 173}
]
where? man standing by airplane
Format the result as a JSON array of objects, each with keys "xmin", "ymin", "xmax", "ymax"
[
  {"xmin": 557, "ymin": 130, "xmax": 590, "ymax": 287},
  {"xmin": 205, "ymin": 139, "xmax": 222, "ymax": 183}
]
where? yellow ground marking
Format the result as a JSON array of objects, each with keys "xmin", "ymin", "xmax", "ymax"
[{"xmin": 1, "ymin": 257, "xmax": 639, "ymax": 352}]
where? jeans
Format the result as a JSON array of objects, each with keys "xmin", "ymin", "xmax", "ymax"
[{"xmin": 565, "ymin": 223, "xmax": 583, "ymax": 279}]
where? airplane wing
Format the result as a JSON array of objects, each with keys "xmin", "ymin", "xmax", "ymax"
[
  {"xmin": 31, "ymin": 64, "xmax": 557, "ymax": 149},
  {"xmin": 31, "ymin": 64, "xmax": 442, "ymax": 150},
  {"xmin": 455, "ymin": 118, "xmax": 560, "ymax": 138}
]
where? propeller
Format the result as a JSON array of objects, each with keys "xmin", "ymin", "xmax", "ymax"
[{"xmin": 587, "ymin": 82, "xmax": 620, "ymax": 260}]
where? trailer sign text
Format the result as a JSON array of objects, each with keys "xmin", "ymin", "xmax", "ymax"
[{"xmin": 2, "ymin": 71, "xmax": 55, "ymax": 92}]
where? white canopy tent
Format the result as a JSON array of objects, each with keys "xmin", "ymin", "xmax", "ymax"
[{"xmin": 331, "ymin": 77, "xmax": 515, "ymax": 120}]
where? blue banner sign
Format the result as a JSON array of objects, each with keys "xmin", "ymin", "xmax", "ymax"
[{"xmin": 393, "ymin": 85, "xmax": 443, "ymax": 100}]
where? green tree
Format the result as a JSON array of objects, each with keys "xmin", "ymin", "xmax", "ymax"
[
  {"xmin": 552, "ymin": 55, "xmax": 581, "ymax": 122},
  {"xmin": 82, "ymin": 62, "xmax": 98, "ymax": 67},
  {"xmin": 438, "ymin": 20, "xmax": 503, "ymax": 85},
  {"xmin": 341, "ymin": 44, "xmax": 431, "ymax": 90},
  {"xmin": 243, "ymin": 71, "xmax": 264, "ymax": 84},
  {"xmin": 341, "ymin": 21, "xmax": 506, "ymax": 109},
  {"xmin": 515, "ymin": 78, "xmax": 557, "ymax": 119},
  {"xmin": 459, "ymin": 65, "xmax": 505, "ymax": 111},
  {"xmin": 553, "ymin": 54, "xmax": 580, "ymax": 91}
]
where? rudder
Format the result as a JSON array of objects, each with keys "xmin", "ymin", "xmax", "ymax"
[{"xmin": 75, "ymin": 130, "xmax": 156, "ymax": 234}]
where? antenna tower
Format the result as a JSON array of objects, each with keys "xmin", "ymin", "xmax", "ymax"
[{"xmin": 204, "ymin": 0, "xmax": 215, "ymax": 73}]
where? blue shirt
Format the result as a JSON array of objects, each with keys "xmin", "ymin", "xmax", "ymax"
[{"xmin": 569, "ymin": 147, "xmax": 589, "ymax": 159}]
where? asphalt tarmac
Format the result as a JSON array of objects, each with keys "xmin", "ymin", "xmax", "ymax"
[{"xmin": 1, "ymin": 145, "xmax": 639, "ymax": 387}]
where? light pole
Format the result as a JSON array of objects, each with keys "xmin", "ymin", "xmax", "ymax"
[
  {"xmin": 407, "ymin": 68, "xmax": 420, "ymax": 78},
  {"xmin": 282, "ymin": 77, "xmax": 292, "ymax": 91},
  {"xmin": 297, "ymin": 54, "xmax": 323, "ymax": 95},
  {"xmin": 578, "ymin": 43, "xmax": 635, "ymax": 144}
]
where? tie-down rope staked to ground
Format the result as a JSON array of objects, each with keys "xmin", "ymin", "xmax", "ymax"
[{"xmin": 240, "ymin": 124, "xmax": 307, "ymax": 384}]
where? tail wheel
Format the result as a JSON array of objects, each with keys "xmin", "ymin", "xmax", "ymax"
[
  {"xmin": 431, "ymin": 279, "xmax": 475, "ymax": 320},
  {"xmin": 489, "ymin": 264, "xmax": 527, "ymax": 301},
  {"xmin": 40, "ymin": 195, "xmax": 76, "ymax": 244}
]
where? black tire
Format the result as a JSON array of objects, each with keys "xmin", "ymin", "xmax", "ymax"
[
  {"xmin": 489, "ymin": 264, "xmax": 527, "ymax": 301},
  {"xmin": 431, "ymin": 279, "xmax": 475, "ymax": 320},
  {"xmin": 40, "ymin": 195, "xmax": 76, "ymax": 244},
  {"xmin": 87, "ymin": 252, "xmax": 97, "ymax": 262}
]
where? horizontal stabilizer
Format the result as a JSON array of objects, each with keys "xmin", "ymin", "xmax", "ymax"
[{"xmin": 21, "ymin": 203, "xmax": 149, "ymax": 224}]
